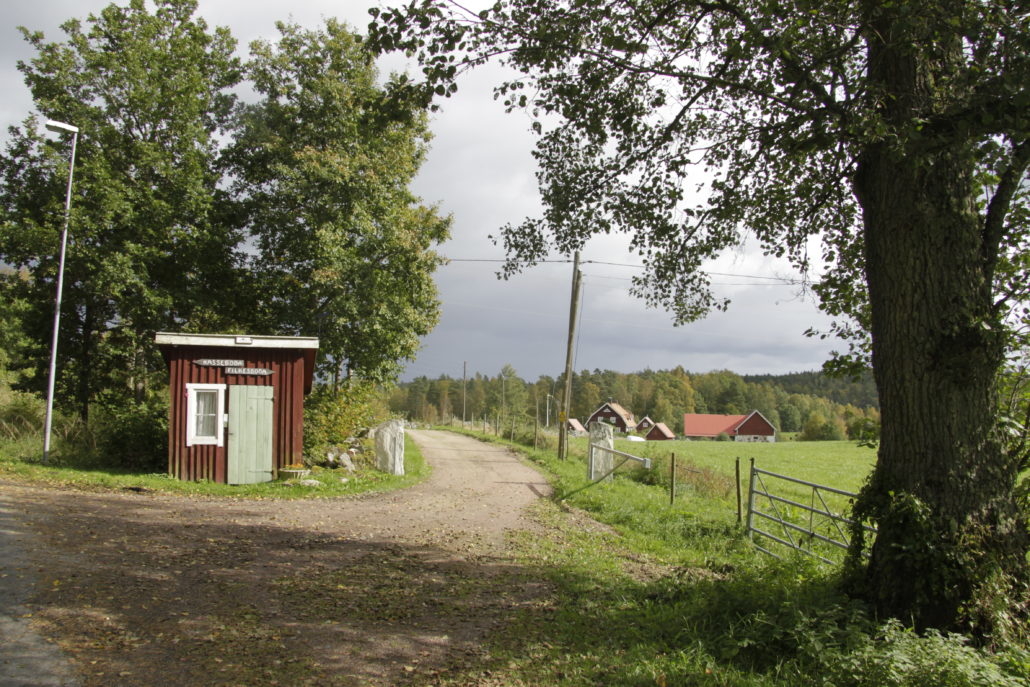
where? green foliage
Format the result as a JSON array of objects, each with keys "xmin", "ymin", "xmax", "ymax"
[
  {"xmin": 812, "ymin": 620, "xmax": 1028, "ymax": 687},
  {"xmin": 370, "ymin": 0, "xmax": 1030, "ymax": 633},
  {"xmin": 0, "ymin": 272, "xmax": 32, "ymax": 386},
  {"xmin": 626, "ymin": 450, "xmax": 735, "ymax": 500},
  {"xmin": 90, "ymin": 395, "xmax": 168, "ymax": 472},
  {"xmin": 0, "ymin": 388, "xmax": 44, "ymax": 440},
  {"xmin": 2, "ymin": 3, "xmax": 447, "ymax": 477},
  {"xmin": 0, "ymin": 0, "xmax": 245, "ymax": 420},
  {"xmin": 394, "ymin": 366, "xmax": 879, "ymax": 439},
  {"xmin": 745, "ymin": 371, "xmax": 879, "ymax": 410},
  {"xmin": 230, "ymin": 19, "xmax": 449, "ymax": 383},
  {"xmin": 438, "ymin": 427, "xmax": 1025, "ymax": 686},
  {"xmin": 800, "ymin": 412, "xmax": 847, "ymax": 442},
  {"xmin": 302, "ymin": 381, "xmax": 389, "ymax": 464}
]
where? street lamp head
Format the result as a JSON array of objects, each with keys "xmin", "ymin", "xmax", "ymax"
[{"xmin": 45, "ymin": 119, "xmax": 78, "ymax": 135}]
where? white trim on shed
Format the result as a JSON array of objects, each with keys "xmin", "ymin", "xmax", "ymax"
[{"xmin": 155, "ymin": 332, "xmax": 319, "ymax": 349}]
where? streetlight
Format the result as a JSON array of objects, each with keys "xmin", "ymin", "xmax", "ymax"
[
  {"xmin": 42, "ymin": 119, "xmax": 79, "ymax": 464},
  {"xmin": 546, "ymin": 393, "xmax": 559, "ymax": 427}
]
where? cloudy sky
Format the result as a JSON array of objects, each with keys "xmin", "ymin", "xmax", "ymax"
[{"xmin": 1, "ymin": 1, "xmax": 844, "ymax": 382}]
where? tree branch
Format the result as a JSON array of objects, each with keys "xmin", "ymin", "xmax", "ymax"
[{"xmin": 983, "ymin": 138, "xmax": 1030, "ymax": 286}]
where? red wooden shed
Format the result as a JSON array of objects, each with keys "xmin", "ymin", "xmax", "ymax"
[
  {"xmin": 645, "ymin": 422, "xmax": 676, "ymax": 441},
  {"xmin": 155, "ymin": 332, "xmax": 319, "ymax": 484}
]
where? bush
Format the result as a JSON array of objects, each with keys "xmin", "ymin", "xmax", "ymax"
[
  {"xmin": 304, "ymin": 381, "xmax": 389, "ymax": 464},
  {"xmin": 800, "ymin": 412, "xmax": 847, "ymax": 441},
  {"xmin": 0, "ymin": 389, "xmax": 44, "ymax": 439},
  {"xmin": 91, "ymin": 395, "xmax": 169, "ymax": 472},
  {"xmin": 812, "ymin": 620, "xmax": 1027, "ymax": 687}
]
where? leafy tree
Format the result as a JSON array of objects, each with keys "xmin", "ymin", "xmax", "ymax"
[
  {"xmin": 0, "ymin": 270, "xmax": 32, "ymax": 386},
  {"xmin": 230, "ymin": 19, "xmax": 449, "ymax": 384},
  {"xmin": 800, "ymin": 411, "xmax": 846, "ymax": 441},
  {"xmin": 779, "ymin": 403, "xmax": 802, "ymax": 433},
  {"xmin": 575, "ymin": 378, "xmax": 603, "ymax": 420},
  {"xmin": 370, "ymin": 0, "xmax": 1030, "ymax": 634},
  {"xmin": 0, "ymin": 0, "xmax": 243, "ymax": 421}
]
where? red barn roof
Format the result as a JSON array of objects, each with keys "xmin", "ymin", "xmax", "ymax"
[{"xmin": 682, "ymin": 411, "xmax": 776, "ymax": 438}]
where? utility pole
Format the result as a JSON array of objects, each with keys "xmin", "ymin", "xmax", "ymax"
[
  {"xmin": 558, "ymin": 251, "xmax": 582, "ymax": 461},
  {"xmin": 462, "ymin": 361, "xmax": 467, "ymax": 426}
]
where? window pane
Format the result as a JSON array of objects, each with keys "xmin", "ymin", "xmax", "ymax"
[{"xmin": 195, "ymin": 390, "xmax": 218, "ymax": 438}]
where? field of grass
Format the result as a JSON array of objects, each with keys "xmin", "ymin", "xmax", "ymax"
[{"xmin": 605, "ymin": 436, "xmax": 878, "ymax": 492}]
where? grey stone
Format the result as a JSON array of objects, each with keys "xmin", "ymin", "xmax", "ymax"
[
  {"xmin": 375, "ymin": 418, "xmax": 405, "ymax": 475},
  {"xmin": 299, "ymin": 479, "xmax": 322, "ymax": 487},
  {"xmin": 588, "ymin": 421, "xmax": 615, "ymax": 482}
]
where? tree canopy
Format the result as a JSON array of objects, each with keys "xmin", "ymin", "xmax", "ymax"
[
  {"xmin": 230, "ymin": 19, "xmax": 449, "ymax": 383},
  {"xmin": 0, "ymin": 0, "xmax": 449, "ymax": 433},
  {"xmin": 0, "ymin": 0, "xmax": 243, "ymax": 420},
  {"xmin": 370, "ymin": 0, "xmax": 1030, "ymax": 636}
]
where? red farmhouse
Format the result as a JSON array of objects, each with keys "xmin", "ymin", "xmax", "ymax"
[
  {"xmin": 682, "ymin": 411, "xmax": 777, "ymax": 443},
  {"xmin": 156, "ymin": 332, "xmax": 319, "ymax": 484},
  {"xmin": 587, "ymin": 401, "xmax": 636, "ymax": 433}
]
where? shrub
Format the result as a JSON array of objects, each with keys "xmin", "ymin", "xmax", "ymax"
[
  {"xmin": 813, "ymin": 620, "xmax": 1027, "ymax": 687},
  {"xmin": 0, "ymin": 390, "xmax": 44, "ymax": 439},
  {"xmin": 91, "ymin": 395, "xmax": 169, "ymax": 472},
  {"xmin": 304, "ymin": 381, "xmax": 389, "ymax": 464},
  {"xmin": 800, "ymin": 412, "xmax": 847, "ymax": 441}
]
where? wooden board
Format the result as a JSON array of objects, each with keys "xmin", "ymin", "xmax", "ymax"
[{"xmin": 227, "ymin": 385, "xmax": 274, "ymax": 484}]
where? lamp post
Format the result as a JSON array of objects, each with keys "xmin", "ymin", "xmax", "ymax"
[
  {"xmin": 42, "ymin": 119, "xmax": 79, "ymax": 464},
  {"xmin": 546, "ymin": 393, "xmax": 559, "ymax": 428}
]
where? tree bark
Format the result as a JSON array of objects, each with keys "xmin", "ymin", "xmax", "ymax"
[{"xmin": 850, "ymin": 9, "xmax": 1029, "ymax": 635}]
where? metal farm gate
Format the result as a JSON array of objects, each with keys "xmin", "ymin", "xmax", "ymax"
[{"xmin": 745, "ymin": 459, "xmax": 876, "ymax": 564}]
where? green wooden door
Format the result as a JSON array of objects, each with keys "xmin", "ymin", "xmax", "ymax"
[{"xmin": 227, "ymin": 385, "xmax": 274, "ymax": 484}]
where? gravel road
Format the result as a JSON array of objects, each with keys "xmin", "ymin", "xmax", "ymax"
[{"xmin": 0, "ymin": 429, "xmax": 554, "ymax": 686}]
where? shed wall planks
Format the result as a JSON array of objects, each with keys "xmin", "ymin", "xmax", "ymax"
[{"xmin": 163, "ymin": 345, "xmax": 310, "ymax": 482}]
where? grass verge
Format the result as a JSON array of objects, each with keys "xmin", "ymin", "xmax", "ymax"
[{"xmin": 0, "ymin": 432, "xmax": 429, "ymax": 499}]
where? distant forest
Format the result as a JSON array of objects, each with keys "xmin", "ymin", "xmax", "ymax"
[{"xmin": 389, "ymin": 368, "xmax": 879, "ymax": 440}]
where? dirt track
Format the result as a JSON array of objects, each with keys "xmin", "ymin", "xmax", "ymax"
[{"xmin": 0, "ymin": 430, "xmax": 554, "ymax": 686}]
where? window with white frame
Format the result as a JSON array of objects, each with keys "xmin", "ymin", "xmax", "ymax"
[{"xmin": 186, "ymin": 383, "xmax": 226, "ymax": 447}]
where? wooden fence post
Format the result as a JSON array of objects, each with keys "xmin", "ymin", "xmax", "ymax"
[
  {"xmin": 746, "ymin": 457, "xmax": 757, "ymax": 540},
  {"xmin": 670, "ymin": 452, "xmax": 676, "ymax": 506},
  {"xmin": 735, "ymin": 457, "xmax": 742, "ymax": 524}
]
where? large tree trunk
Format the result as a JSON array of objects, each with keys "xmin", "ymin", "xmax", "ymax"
[{"xmin": 850, "ymin": 11, "xmax": 1028, "ymax": 635}]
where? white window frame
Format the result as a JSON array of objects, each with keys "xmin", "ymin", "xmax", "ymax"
[{"xmin": 186, "ymin": 383, "xmax": 226, "ymax": 447}]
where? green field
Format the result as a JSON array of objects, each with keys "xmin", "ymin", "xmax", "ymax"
[
  {"xmin": 606, "ymin": 437, "xmax": 878, "ymax": 493},
  {"xmin": 563, "ymin": 436, "xmax": 879, "ymax": 564}
]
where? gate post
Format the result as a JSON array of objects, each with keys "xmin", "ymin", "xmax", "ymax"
[
  {"xmin": 588, "ymin": 422, "xmax": 614, "ymax": 481},
  {"xmin": 746, "ymin": 457, "xmax": 757, "ymax": 540}
]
